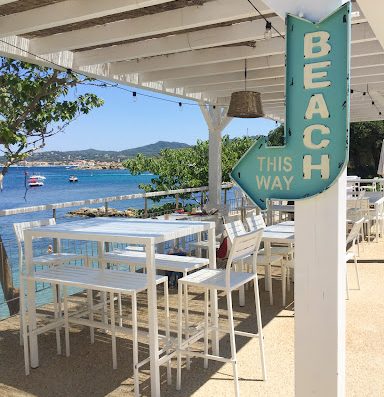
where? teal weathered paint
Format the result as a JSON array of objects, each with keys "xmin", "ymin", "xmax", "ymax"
[{"xmin": 231, "ymin": 3, "xmax": 350, "ymax": 210}]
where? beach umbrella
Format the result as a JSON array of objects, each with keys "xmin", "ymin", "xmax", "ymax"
[{"xmin": 377, "ymin": 139, "xmax": 384, "ymax": 176}]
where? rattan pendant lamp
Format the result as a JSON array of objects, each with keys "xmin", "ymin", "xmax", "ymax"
[{"xmin": 227, "ymin": 59, "xmax": 264, "ymax": 118}]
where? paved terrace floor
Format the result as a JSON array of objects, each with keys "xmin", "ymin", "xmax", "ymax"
[{"xmin": 0, "ymin": 242, "xmax": 383, "ymax": 397}]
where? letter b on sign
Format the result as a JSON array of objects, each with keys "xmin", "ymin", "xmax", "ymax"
[{"xmin": 304, "ymin": 31, "xmax": 331, "ymax": 59}]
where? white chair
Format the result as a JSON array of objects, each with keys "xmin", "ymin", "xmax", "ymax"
[
  {"xmin": 345, "ymin": 218, "xmax": 364, "ymax": 298},
  {"xmin": 26, "ymin": 265, "xmax": 170, "ymax": 397},
  {"xmin": 225, "ymin": 220, "xmax": 283, "ymax": 306},
  {"xmin": 176, "ymin": 229, "xmax": 267, "ymax": 397},
  {"xmin": 246, "ymin": 214, "xmax": 294, "ymax": 258},
  {"xmin": 101, "ymin": 249, "xmax": 210, "ymax": 370},
  {"xmin": 347, "ymin": 198, "xmax": 372, "ymax": 247},
  {"xmin": 13, "ymin": 218, "xmax": 87, "ymax": 352},
  {"xmin": 246, "ymin": 214, "xmax": 295, "ymax": 305}
]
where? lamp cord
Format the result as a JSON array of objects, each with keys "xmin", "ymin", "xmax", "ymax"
[
  {"xmin": 246, "ymin": 0, "xmax": 285, "ymax": 40},
  {"xmin": 244, "ymin": 59, "xmax": 247, "ymax": 91}
]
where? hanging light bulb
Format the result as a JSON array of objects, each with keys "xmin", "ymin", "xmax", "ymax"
[
  {"xmin": 264, "ymin": 21, "xmax": 272, "ymax": 40},
  {"xmin": 178, "ymin": 102, "xmax": 183, "ymax": 111},
  {"xmin": 132, "ymin": 91, "xmax": 137, "ymax": 102}
]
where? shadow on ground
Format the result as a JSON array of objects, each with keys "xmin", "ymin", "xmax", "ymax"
[{"xmin": 0, "ymin": 276, "xmax": 294, "ymax": 397}]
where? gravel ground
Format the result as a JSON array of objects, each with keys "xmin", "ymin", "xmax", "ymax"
[{"xmin": 0, "ymin": 241, "xmax": 383, "ymax": 397}]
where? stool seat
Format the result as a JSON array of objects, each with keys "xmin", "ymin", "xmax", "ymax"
[
  {"xmin": 29, "ymin": 265, "xmax": 166, "ymax": 293},
  {"xmin": 179, "ymin": 268, "xmax": 256, "ymax": 291}
]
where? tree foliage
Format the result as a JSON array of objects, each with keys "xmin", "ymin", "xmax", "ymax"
[
  {"xmin": 124, "ymin": 135, "xmax": 256, "ymax": 196},
  {"xmin": 267, "ymin": 121, "xmax": 384, "ymax": 178},
  {"xmin": 0, "ymin": 57, "xmax": 104, "ymax": 187},
  {"xmin": 348, "ymin": 121, "xmax": 384, "ymax": 178},
  {"xmin": 267, "ymin": 124, "xmax": 284, "ymax": 146}
]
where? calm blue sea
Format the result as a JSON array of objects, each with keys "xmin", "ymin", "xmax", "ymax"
[{"xmin": 0, "ymin": 166, "xmax": 154, "ymax": 318}]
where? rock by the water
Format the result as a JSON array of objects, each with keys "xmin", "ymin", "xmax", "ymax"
[{"xmin": 67, "ymin": 207, "xmax": 137, "ymax": 218}]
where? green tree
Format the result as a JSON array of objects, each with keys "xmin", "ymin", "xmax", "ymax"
[
  {"xmin": 124, "ymin": 135, "xmax": 256, "ymax": 198},
  {"xmin": 0, "ymin": 57, "xmax": 104, "ymax": 189},
  {"xmin": 267, "ymin": 124, "xmax": 284, "ymax": 146},
  {"xmin": 0, "ymin": 57, "xmax": 103, "ymax": 316},
  {"xmin": 348, "ymin": 121, "xmax": 384, "ymax": 178}
]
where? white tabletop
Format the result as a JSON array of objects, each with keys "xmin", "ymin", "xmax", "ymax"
[
  {"xmin": 24, "ymin": 217, "xmax": 215, "ymax": 245},
  {"xmin": 348, "ymin": 194, "xmax": 384, "ymax": 206},
  {"xmin": 263, "ymin": 222, "xmax": 295, "ymax": 244},
  {"xmin": 156, "ymin": 212, "xmax": 217, "ymax": 222}
]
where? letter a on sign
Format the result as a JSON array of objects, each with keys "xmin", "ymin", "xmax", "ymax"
[{"xmin": 230, "ymin": 3, "xmax": 350, "ymax": 210}]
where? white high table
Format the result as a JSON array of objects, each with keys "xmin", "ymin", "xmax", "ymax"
[
  {"xmin": 24, "ymin": 217, "xmax": 217, "ymax": 397},
  {"xmin": 263, "ymin": 221, "xmax": 295, "ymax": 254}
]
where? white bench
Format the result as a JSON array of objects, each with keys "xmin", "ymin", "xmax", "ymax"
[
  {"xmin": 26, "ymin": 265, "xmax": 170, "ymax": 396},
  {"xmin": 102, "ymin": 250, "xmax": 209, "ymax": 275}
]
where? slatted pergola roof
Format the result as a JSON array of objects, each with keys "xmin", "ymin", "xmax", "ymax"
[{"xmin": 0, "ymin": 0, "xmax": 384, "ymax": 122}]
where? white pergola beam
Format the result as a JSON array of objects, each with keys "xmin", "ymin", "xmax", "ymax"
[
  {"xmin": 0, "ymin": 0, "xmax": 17, "ymax": 5},
  {"xmin": 140, "ymin": 54, "xmax": 286, "ymax": 82},
  {"xmin": 186, "ymin": 76, "xmax": 285, "ymax": 93},
  {"xmin": 165, "ymin": 62, "xmax": 384, "ymax": 90},
  {"xmin": 352, "ymin": 53, "xmax": 384, "ymax": 68},
  {"xmin": 165, "ymin": 66, "xmax": 285, "ymax": 89},
  {"xmin": 0, "ymin": 0, "xmax": 176, "ymax": 38},
  {"xmin": 74, "ymin": 17, "xmax": 285, "ymax": 67},
  {"xmin": 357, "ymin": 0, "xmax": 384, "ymax": 51},
  {"xmin": 110, "ymin": 38, "xmax": 286, "ymax": 75},
  {"xmin": 30, "ymin": 0, "xmax": 272, "ymax": 54},
  {"xmin": 352, "ymin": 40, "xmax": 384, "ymax": 58},
  {"xmin": 75, "ymin": 20, "xmax": 373, "ymax": 67},
  {"xmin": 139, "ymin": 51, "xmax": 383, "ymax": 84},
  {"xmin": 110, "ymin": 35, "xmax": 378, "ymax": 77},
  {"xmin": 185, "ymin": 67, "xmax": 384, "ymax": 96}
]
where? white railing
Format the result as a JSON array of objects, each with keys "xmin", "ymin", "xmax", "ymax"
[
  {"xmin": 0, "ymin": 183, "xmax": 233, "ymax": 217},
  {"xmin": 0, "ymin": 183, "xmax": 234, "ymax": 319}
]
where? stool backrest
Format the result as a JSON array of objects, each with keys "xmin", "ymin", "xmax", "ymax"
[
  {"xmin": 346, "ymin": 218, "xmax": 364, "ymax": 247},
  {"xmin": 13, "ymin": 218, "xmax": 56, "ymax": 245},
  {"xmin": 224, "ymin": 220, "xmax": 246, "ymax": 243},
  {"xmin": 226, "ymin": 229, "xmax": 263, "ymax": 286},
  {"xmin": 246, "ymin": 213, "xmax": 266, "ymax": 231},
  {"xmin": 13, "ymin": 218, "xmax": 56, "ymax": 272}
]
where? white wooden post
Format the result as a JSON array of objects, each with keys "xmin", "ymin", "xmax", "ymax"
[
  {"xmin": 259, "ymin": 1, "xmax": 347, "ymax": 395},
  {"xmin": 199, "ymin": 104, "xmax": 231, "ymax": 209},
  {"xmin": 295, "ymin": 171, "xmax": 346, "ymax": 396}
]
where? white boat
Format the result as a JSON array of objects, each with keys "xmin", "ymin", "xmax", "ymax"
[
  {"xmin": 28, "ymin": 175, "xmax": 45, "ymax": 187},
  {"xmin": 69, "ymin": 175, "xmax": 78, "ymax": 183},
  {"xmin": 29, "ymin": 175, "xmax": 46, "ymax": 180}
]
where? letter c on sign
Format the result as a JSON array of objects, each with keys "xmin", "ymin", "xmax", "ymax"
[{"xmin": 303, "ymin": 124, "xmax": 330, "ymax": 149}]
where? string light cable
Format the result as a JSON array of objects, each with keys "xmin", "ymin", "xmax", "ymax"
[
  {"xmin": 350, "ymin": 86, "xmax": 383, "ymax": 117},
  {"xmin": 0, "ymin": 38, "xmax": 222, "ymax": 108},
  {"xmin": 1, "ymin": 39, "xmax": 383, "ymax": 117},
  {"xmin": 246, "ymin": 0, "xmax": 285, "ymax": 40}
]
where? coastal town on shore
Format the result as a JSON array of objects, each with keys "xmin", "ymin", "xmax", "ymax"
[{"xmin": 6, "ymin": 160, "xmax": 125, "ymax": 170}]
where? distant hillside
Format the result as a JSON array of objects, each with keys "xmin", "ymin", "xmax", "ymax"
[{"xmin": 6, "ymin": 141, "xmax": 190, "ymax": 163}]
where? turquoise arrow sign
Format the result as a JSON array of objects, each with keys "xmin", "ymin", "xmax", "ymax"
[{"xmin": 231, "ymin": 3, "xmax": 350, "ymax": 210}]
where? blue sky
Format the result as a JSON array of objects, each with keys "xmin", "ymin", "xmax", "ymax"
[{"xmin": 43, "ymin": 84, "xmax": 279, "ymax": 151}]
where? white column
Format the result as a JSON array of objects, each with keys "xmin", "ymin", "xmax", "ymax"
[
  {"xmin": 258, "ymin": 1, "xmax": 347, "ymax": 395},
  {"xmin": 295, "ymin": 170, "xmax": 346, "ymax": 396},
  {"xmin": 199, "ymin": 104, "xmax": 231, "ymax": 209},
  {"xmin": 208, "ymin": 127, "xmax": 222, "ymax": 209}
]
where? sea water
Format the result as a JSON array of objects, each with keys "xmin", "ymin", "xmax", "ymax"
[{"xmin": 0, "ymin": 166, "xmax": 154, "ymax": 318}]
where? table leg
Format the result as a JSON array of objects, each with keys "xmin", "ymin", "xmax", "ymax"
[
  {"xmin": 376, "ymin": 208, "xmax": 379, "ymax": 242},
  {"xmin": 25, "ymin": 232, "xmax": 39, "ymax": 368},
  {"xmin": 146, "ymin": 242, "xmax": 161, "ymax": 396},
  {"xmin": 208, "ymin": 227, "xmax": 219, "ymax": 356},
  {"xmin": 264, "ymin": 241, "xmax": 271, "ymax": 291},
  {"xmin": 98, "ymin": 241, "xmax": 107, "ymax": 327}
]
